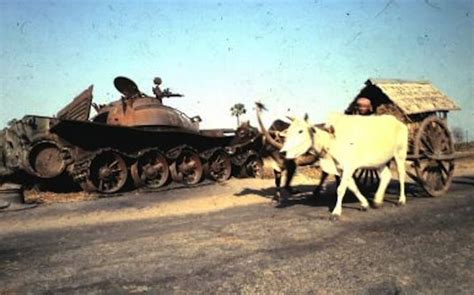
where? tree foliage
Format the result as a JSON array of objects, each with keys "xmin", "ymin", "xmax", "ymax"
[{"xmin": 230, "ymin": 103, "xmax": 246, "ymax": 126}]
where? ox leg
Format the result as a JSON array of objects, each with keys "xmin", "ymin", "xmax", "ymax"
[
  {"xmin": 347, "ymin": 177, "xmax": 370, "ymax": 211},
  {"xmin": 373, "ymin": 166, "xmax": 391, "ymax": 208},
  {"xmin": 313, "ymin": 171, "xmax": 329, "ymax": 197},
  {"xmin": 313, "ymin": 173, "xmax": 340, "ymax": 197},
  {"xmin": 394, "ymin": 155, "xmax": 406, "ymax": 206},
  {"xmin": 273, "ymin": 170, "xmax": 282, "ymax": 202},
  {"xmin": 331, "ymin": 169, "xmax": 354, "ymax": 219},
  {"xmin": 284, "ymin": 159, "xmax": 298, "ymax": 194}
]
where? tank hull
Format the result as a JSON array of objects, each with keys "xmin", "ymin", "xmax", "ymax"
[
  {"xmin": 51, "ymin": 119, "xmax": 233, "ymax": 154},
  {"xmin": 0, "ymin": 115, "xmax": 254, "ymax": 193},
  {"xmin": 0, "ymin": 76, "xmax": 260, "ymax": 194}
]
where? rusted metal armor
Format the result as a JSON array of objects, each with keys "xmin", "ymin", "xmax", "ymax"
[{"xmin": 0, "ymin": 76, "xmax": 260, "ymax": 194}]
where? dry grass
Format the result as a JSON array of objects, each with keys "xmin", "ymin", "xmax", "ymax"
[
  {"xmin": 261, "ymin": 158, "xmax": 322, "ymax": 180},
  {"xmin": 455, "ymin": 142, "xmax": 474, "ymax": 151},
  {"xmin": 23, "ymin": 189, "xmax": 98, "ymax": 204},
  {"xmin": 455, "ymin": 157, "xmax": 474, "ymax": 176}
]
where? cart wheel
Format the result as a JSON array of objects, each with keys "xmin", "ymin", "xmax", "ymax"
[
  {"xmin": 354, "ymin": 168, "xmax": 380, "ymax": 193},
  {"xmin": 414, "ymin": 116, "xmax": 455, "ymax": 197}
]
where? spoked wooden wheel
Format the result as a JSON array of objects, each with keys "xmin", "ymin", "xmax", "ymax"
[
  {"xmin": 131, "ymin": 150, "xmax": 169, "ymax": 189},
  {"xmin": 206, "ymin": 150, "xmax": 232, "ymax": 182},
  {"xmin": 242, "ymin": 156, "xmax": 264, "ymax": 179},
  {"xmin": 170, "ymin": 150, "xmax": 203, "ymax": 185},
  {"xmin": 82, "ymin": 151, "xmax": 128, "ymax": 194},
  {"xmin": 354, "ymin": 168, "xmax": 380, "ymax": 193},
  {"xmin": 414, "ymin": 116, "xmax": 455, "ymax": 197}
]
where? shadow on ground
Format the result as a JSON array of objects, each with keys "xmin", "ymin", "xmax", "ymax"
[{"xmin": 234, "ymin": 179, "xmax": 433, "ymax": 212}]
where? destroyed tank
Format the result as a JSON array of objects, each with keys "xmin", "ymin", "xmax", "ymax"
[{"xmin": 0, "ymin": 76, "xmax": 261, "ymax": 194}]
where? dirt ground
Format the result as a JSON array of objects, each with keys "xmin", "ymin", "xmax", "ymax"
[
  {"xmin": 1, "ymin": 168, "xmax": 473, "ymax": 293},
  {"xmin": 2, "ymin": 150, "xmax": 474, "ymax": 294}
]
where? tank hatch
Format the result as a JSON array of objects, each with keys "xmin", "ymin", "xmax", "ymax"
[{"xmin": 114, "ymin": 76, "xmax": 140, "ymax": 98}]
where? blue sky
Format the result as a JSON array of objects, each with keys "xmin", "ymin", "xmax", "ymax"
[{"xmin": 1, "ymin": 0, "xmax": 472, "ymax": 138}]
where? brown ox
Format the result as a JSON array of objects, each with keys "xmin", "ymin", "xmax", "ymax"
[
  {"xmin": 252, "ymin": 102, "xmax": 331, "ymax": 204},
  {"xmin": 229, "ymin": 119, "xmax": 299, "ymax": 203}
]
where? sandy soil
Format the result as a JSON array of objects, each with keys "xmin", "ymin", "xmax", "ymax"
[
  {"xmin": 2, "ymin": 179, "xmax": 274, "ymax": 236},
  {"xmin": 1, "ymin": 171, "xmax": 473, "ymax": 294}
]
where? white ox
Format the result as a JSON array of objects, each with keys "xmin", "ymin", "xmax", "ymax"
[{"xmin": 281, "ymin": 114, "xmax": 408, "ymax": 219}]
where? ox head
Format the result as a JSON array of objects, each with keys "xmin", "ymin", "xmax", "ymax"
[{"xmin": 280, "ymin": 115, "xmax": 314, "ymax": 159}]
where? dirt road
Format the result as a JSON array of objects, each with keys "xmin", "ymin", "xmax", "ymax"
[{"xmin": 1, "ymin": 174, "xmax": 473, "ymax": 294}]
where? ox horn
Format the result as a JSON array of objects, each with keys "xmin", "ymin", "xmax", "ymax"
[
  {"xmin": 255, "ymin": 102, "xmax": 283, "ymax": 150},
  {"xmin": 255, "ymin": 101, "xmax": 267, "ymax": 111}
]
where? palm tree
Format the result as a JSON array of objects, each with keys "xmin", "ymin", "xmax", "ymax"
[{"xmin": 230, "ymin": 103, "xmax": 246, "ymax": 127}]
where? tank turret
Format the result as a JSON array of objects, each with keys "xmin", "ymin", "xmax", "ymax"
[{"xmin": 92, "ymin": 77, "xmax": 199, "ymax": 131}]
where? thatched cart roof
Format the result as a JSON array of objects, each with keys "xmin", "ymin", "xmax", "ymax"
[{"xmin": 359, "ymin": 79, "xmax": 460, "ymax": 115}]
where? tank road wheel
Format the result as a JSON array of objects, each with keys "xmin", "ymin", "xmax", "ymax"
[
  {"xmin": 207, "ymin": 150, "xmax": 232, "ymax": 182},
  {"xmin": 131, "ymin": 150, "xmax": 169, "ymax": 189},
  {"xmin": 27, "ymin": 141, "xmax": 66, "ymax": 178},
  {"xmin": 354, "ymin": 168, "xmax": 380, "ymax": 193},
  {"xmin": 170, "ymin": 150, "xmax": 203, "ymax": 185},
  {"xmin": 242, "ymin": 156, "xmax": 264, "ymax": 179},
  {"xmin": 84, "ymin": 151, "xmax": 128, "ymax": 194},
  {"xmin": 414, "ymin": 116, "xmax": 455, "ymax": 197}
]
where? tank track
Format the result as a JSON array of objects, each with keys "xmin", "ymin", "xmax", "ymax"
[
  {"xmin": 69, "ymin": 145, "xmax": 240, "ymax": 194},
  {"xmin": 70, "ymin": 148, "xmax": 120, "ymax": 186}
]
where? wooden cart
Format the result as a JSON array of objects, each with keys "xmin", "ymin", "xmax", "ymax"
[{"xmin": 346, "ymin": 79, "xmax": 460, "ymax": 197}]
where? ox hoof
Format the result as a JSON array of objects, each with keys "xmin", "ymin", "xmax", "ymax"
[
  {"xmin": 272, "ymin": 191, "xmax": 281, "ymax": 202},
  {"xmin": 275, "ymin": 199, "xmax": 288, "ymax": 208},
  {"xmin": 359, "ymin": 205, "xmax": 369, "ymax": 212},
  {"xmin": 329, "ymin": 214, "xmax": 340, "ymax": 221},
  {"xmin": 396, "ymin": 201, "xmax": 406, "ymax": 207},
  {"xmin": 372, "ymin": 201, "xmax": 383, "ymax": 209},
  {"xmin": 272, "ymin": 194, "xmax": 288, "ymax": 208}
]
